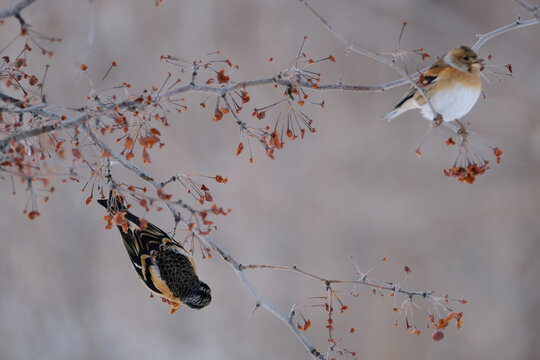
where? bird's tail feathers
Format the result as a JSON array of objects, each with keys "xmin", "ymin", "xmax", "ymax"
[
  {"xmin": 98, "ymin": 191, "xmax": 166, "ymax": 247},
  {"xmin": 97, "ymin": 191, "xmax": 142, "ymax": 227},
  {"xmin": 97, "ymin": 190, "xmax": 126, "ymax": 213},
  {"xmin": 380, "ymin": 108, "xmax": 407, "ymax": 122}
]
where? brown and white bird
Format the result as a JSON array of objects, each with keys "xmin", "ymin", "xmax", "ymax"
[
  {"xmin": 98, "ymin": 194, "xmax": 211, "ymax": 313},
  {"xmin": 382, "ymin": 46, "xmax": 485, "ymax": 123}
]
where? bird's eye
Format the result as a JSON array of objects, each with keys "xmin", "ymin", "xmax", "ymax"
[{"xmin": 463, "ymin": 56, "xmax": 470, "ymax": 61}]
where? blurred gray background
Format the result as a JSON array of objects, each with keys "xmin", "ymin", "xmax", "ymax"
[{"xmin": 1, "ymin": 0, "xmax": 539, "ymax": 359}]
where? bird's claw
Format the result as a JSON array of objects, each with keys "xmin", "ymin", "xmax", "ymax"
[{"xmin": 433, "ymin": 114, "xmax": 443, "ymax": 127}]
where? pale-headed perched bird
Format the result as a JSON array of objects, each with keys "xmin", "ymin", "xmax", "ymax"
[
  {"xmin": 382, "ymin": 46, "xmax": 484, "ymax": 123},
  {"xmin": 98, "ymin": 194, "xmax": 211, "ymax": 313}
]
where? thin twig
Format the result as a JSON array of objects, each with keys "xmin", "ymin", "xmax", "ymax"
[
  {"xmin": 0, "ymin": 113, "xmax": 88, "ymax": 152},
  {"xmin": 195, "ymin": 234, "xmax": 325, "ymax": 359},
  {"xmin": 76, "ymin": 0, "xmax": 97, "ymax": 68},
  {"xmin": 472, "ymin": 17, "xmax": 538, "ymax": 51},
  {"xmin": 0, "ymin": 0, "xmax": 36, "ymax": 21},
  {"xmin": 240, "ymin": 264, "xmax": 434, "ymax": 298},
  {"xmin": 515, "ymin": 0, "xmax": 540, "ymax": 21},
  {"xmin": 0, "ymin": 78, "xmax": 378, "ymax": 150}
]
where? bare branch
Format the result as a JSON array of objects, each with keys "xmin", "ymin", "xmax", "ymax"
[
  {"xmin": 76, "ymin": 0, "xmax": 97, "ymax": 68},
  {"xmin": 0, "ymin": 113, "xmax": 87, "ymax": 152},
  {"xmin": 515, "ymin": 0, "xmax": 540, "ymax": 21},
  {"xmin": 197, "ymin": 234, "xmax": 325, "ymax": 359},
  {"xmin": 75, "ymin": 117, "xmax": 326, "ymax": 359},
  {"xmin": 80, "ymin": 123, "xmax": 155, "ymax": 183},
  {"xmin": 0, "ymin": 0, "xmax": 36, "ymax": 21},
  {"xmin": 240, "ymin": 264, "xmax": 435, "ymax": 298},
  {"xmin": 0, "ymin": 77, "xmax": 381, "ymax": 151},
  {"xmin": 472, "ymin": 17, "xmax": 538, "ymax": 51}
]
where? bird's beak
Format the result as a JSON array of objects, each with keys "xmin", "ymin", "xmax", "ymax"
[{"xmin": 472, "ymin": 58, "xmax": 485, "ymax": 71}]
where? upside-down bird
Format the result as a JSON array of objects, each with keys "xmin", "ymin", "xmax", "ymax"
[
  {"xmin": 382, "ymin": 45, "xmax": 485, "ymax": 124},
  {"xmin": 98, "ymin": 194, "xmax": 211, "ymax": 313}
]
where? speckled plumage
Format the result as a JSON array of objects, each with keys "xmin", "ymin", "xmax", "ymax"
[
  {"xmin": 382, "ymin": 46, "xmax": 484, "ymax": 123},
  {"xmin": 98, "ymin": 195, "xmax": 211, "ymax": 312}
]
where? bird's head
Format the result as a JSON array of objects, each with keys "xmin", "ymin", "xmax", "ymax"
[
  {"xmin": 184, "ymin": 281, "xmax": 212, "ymax": 309},
  {"xmin": 444, "ymin": 46, "xmax": 484, "ymax": 72}
]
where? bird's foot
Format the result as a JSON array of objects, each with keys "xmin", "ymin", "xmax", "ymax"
[
  {"xmin": 455, "ymin": 119, "xmax": 469, "ymax": 140},
  {"xmin": 161, "ymin": 297, "xmax": 181, "ymax": 314},
  {"xmin": 433, "ymin": 114, "xmax": 443, "ymax": 127}
]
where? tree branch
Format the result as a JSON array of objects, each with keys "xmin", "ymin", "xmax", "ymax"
[
  {"xmin": 75, "ymin": 116, "xmax": 326, "ymax": 359},
  {"xmin": 240, "ymin": 264, "xmax": 435, "ymax": 298},
  {"xmin": 472, "ymin": 17, "xmax": 538, "ymax": 51},
  {"xmin": 0, "ymin": 112, "xmax": 88, "ymax": 152},
  {"xmin": 515, "ymin": 0, "xmax": 540, "ymax": 21},
  {"xmin": 0, "ymin": 0, "xmax": 36, "ymax": 21},
  {"xmin": 196, "ymin": 234, "xmax": 325, "ymax": 359}
]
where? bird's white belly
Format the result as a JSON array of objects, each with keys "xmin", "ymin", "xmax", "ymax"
[{"xmin": 418, "ymin": 84, "xmax": 481, "ymax": 122}]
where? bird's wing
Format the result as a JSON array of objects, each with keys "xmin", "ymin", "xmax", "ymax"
[
  {"xmin": 140, "ymin": 253, "xmax": 176, "ymax": 299},
  {"xmin": 393, "ymin": 60, "xmax": 446, "ymax": 109},
  {"xmin": 116, "ymin": 216, "xmax": 168, "ymax": 294}
]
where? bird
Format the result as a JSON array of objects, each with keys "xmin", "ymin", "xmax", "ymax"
[
  {"xmin": 382, "ymin": 46, "xmax": 485, "ymax": 124},
  {"xmin": 98, "ymin": 193, "xmax": 211, "ymax": 313}
]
